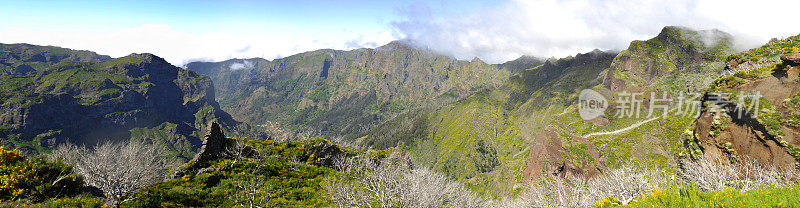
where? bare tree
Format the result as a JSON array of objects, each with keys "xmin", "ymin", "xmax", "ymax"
[
  {"xmin": 326, "ymin": 153, "xmax": 487, "ymax": 208},
  {"xmin": 524, "ymin": 176, "xmax": 593, "ymax": 208},
  {"xmin": 225, "ymin": 140, "xmax": 250, "ymax": 168},
  {"xmin": 230, "ymin": 176, "xmax": 272, "ymax": 208},
  {"xmin": 520, "ymin": 164, "xmax": 666, "ymax": 207},
  {"xmin": 50, "ymin": 140, "xmax": 179, "ymax": 205},
  {"xmin": 679, "ymin": 157, "xmax": 800, "ymax": 192},
  {"xmin": 587, "ymin": 165, "xmax": 665, "ymax": 205}
]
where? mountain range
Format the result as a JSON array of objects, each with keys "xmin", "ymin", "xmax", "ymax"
[{"xmin": 2, "ymin": 26, "xmax": 800, "ymax": 203}]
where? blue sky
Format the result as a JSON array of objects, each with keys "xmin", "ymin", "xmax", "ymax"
[
  {"xmin": 0, "ymin": 0, "xmax": 499, "ymax": 64},
  {"xmin": 1, "ymin": 0, "xmax": 799, "ymax": 65}
]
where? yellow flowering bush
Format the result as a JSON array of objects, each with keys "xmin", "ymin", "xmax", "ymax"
[{"xmin": 0, "ymin": 145, "xmax": 84, "ymax": 202}]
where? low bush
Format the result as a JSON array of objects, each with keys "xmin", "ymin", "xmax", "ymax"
[
  {"xmin": 0, "ymin": 145, "xmax": 83, "ymax": 203},
  {"xmin": 120, "ymin": 138, "xmax": 339, "ymax": 207}
]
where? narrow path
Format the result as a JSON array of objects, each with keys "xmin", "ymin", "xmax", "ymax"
[
  {"xmin": 511, "ymin": 146, "xmax": 530, "ymax": 158},
  {"xmin": 581, "ymin": 116, "xmax": 661, "ymax": 138}
]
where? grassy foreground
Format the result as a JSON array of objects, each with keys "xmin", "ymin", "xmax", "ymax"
[{"xmin": 599, "ymin": 185, "xmax": 800, "ymax": 208}]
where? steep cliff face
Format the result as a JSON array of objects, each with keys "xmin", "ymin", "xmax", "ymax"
[
  {"xmin": 691, "ymin": 34, "xmax": 800, "ymax": 167},
  {"xmin": 0, "ymin": 44, "xmax": 234, "ymax": 158},
  {"xmin": 186, "ymin": 41, "xmax": 513, "ymax": 138}
]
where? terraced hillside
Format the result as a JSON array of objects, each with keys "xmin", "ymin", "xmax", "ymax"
[
  {"xmin": 186, "ymin": 41, "xmax": 523, "ymax": 139},
  {"xmin": 0, "ymin": 44, "xmax": 235, "ymax": 159}
]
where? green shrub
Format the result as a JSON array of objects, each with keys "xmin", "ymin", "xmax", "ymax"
[
  {"xmin": 600, "ymin": 184, "xmax": 800, "ymax": 207},
  {"xmin": 120, "ymin": 138, "xmax": 340, "ymax": 207},
  {"xmin": 0, "ymin": 145, "xmax": 83, "ymax": 202},
  {"xmin": 1, "ymin": 196, "xmax": 104, "ymax": 208}
]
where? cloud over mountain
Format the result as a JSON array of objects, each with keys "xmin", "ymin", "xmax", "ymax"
[{"xmin": 391, "ymin": 0, "xmax": 800, "ymax": 63}]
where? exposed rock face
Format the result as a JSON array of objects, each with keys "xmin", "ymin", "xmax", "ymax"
[
  {"xmin": 0, "ymin": 44, "xmax": 235, "ymax": 157},
  {"xmin": 694, "ymin": 64, "xmax": 800, "ymax": 167},
  {"xmin": 172, "ymin": 122, "xmax": 261, "ymax": 178},
  {"xmin": 189, "ymin": 122, "xmax": 234, "ymax": 166},
  {"xmin": 782, "ymin": 53, "xmax": 800, "ymax": 66},
  {"xmin": 523, "ymin": 128, "xmax": 604, "ymax": 181}
]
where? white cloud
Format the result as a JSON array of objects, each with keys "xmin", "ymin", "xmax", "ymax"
[
  {"xmin": 229, "ymin": 60, "xmax": 253, "ymax": 71},
  {"xmin": 0, "ymin": 24, "xmax": 396, "ymax": 66},
  {"xmin": 391, "ymin": 0, "xmax": 800, "ymax": 63}
]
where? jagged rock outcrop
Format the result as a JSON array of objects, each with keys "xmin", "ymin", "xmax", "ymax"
[
  {"xmin": 694, "ymin": 53, "xmax": 800, "ymax": 167},
  {"xmin": 782, "ymin": 53, "xmax": 800, "ymax": 66},
  {"xmin": 172, "ymin": 122, "xmax": 252, "ymax": 178},
  {"xmin": 189, "ymin": 122, "xmax": 235, "ymax": 166},
  {"xmin": 523, "ymin": 128, "xmax": 604, "ymax": 181}
]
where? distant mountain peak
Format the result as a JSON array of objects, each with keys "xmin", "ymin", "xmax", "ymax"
[
  {"xmin": 126, "ymin": 53, "xmax": 169, "ymax": 63},
  {"xmin": 377, "ymin": 40, "xmax": 416, "ymax": 51},
  {"xmin": 654, "ymin": 26, "xmax": 733, "ymax": 50},
  {"xmin": 498, "ymin": 55, "xmax": 546, "ymax": 74},
  {"xmin": 470, "ymin": 56, "xmax": 484, "ymax": 63}
]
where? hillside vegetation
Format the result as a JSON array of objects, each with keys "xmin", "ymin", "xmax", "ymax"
[
  {"xmin": 359, "ymin": 26, "xmax": 744, "ymax": 197},
  {"xmin": 186, "ymin": 41, "xmax": 519, "ymax": 139},
  {"xmin": 0, "ymin": 44, "xmax": 235, "ymax": 159}
]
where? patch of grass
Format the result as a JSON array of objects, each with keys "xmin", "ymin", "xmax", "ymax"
[
  {"xmin": 0, "ymin": 196, "xmax": 104, "ymax": 208},
  {"xmin": 600, "ymin": 184, "xmax": 800, "ymax": 208}
]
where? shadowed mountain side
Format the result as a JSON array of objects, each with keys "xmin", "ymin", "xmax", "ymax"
[{"xmin": 0, "ymin": 45, "xmax": 236, "ymax": 159}]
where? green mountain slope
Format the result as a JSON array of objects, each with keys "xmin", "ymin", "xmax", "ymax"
[
  {"xmin": 361, "ymin": 49, "xmax": 618, "ymax": 196},
  {"xmin": 0, "ymin": 44, "xmax": 235, "ymax": 159},
  {"xmin": 0, "ymin": 43, "xmax": 111, "ymax": 75},
  {"xmin": 186, "ymin": 41, "xmax": 526, "ymax": 139},
  {"xmin": 361, "ymin": 26, "xmax": 739, "ymax": 197}
]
